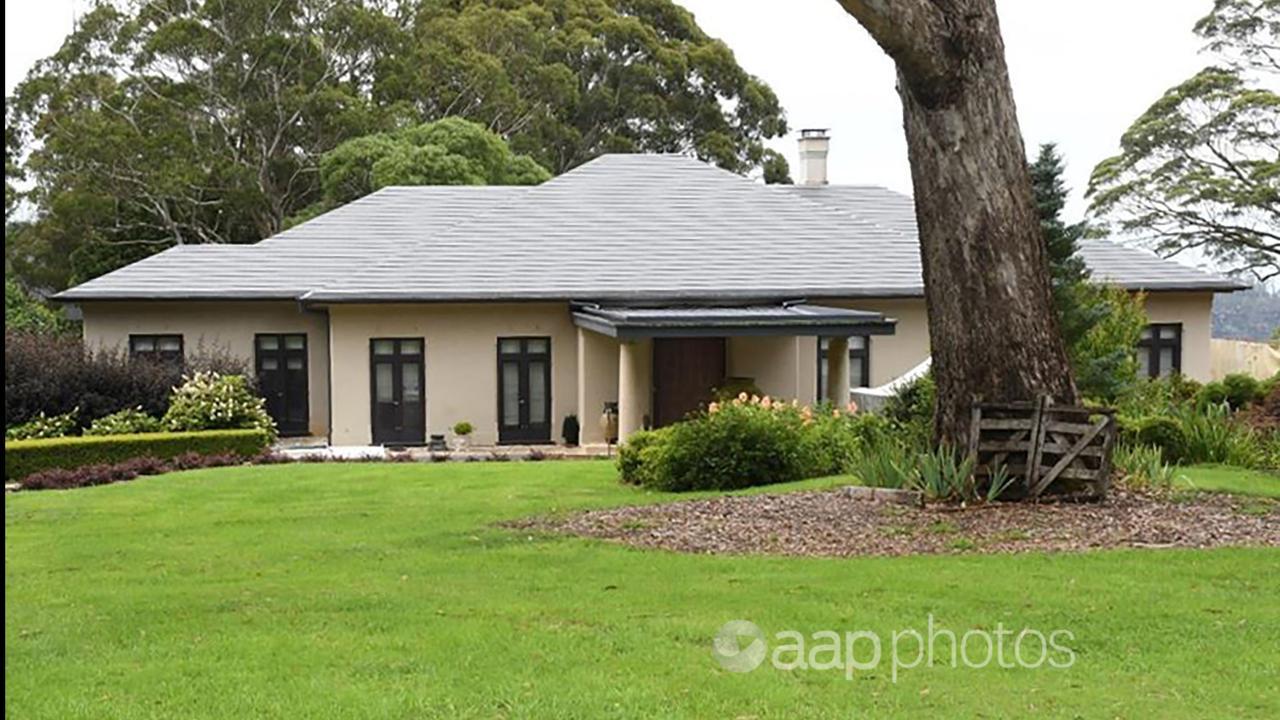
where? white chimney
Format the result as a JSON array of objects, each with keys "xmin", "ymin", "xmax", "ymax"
[{"xmin": 797, "ymin": 128, "xmax": 830, "ymax": 186}]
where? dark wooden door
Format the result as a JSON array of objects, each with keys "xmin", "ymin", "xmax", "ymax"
[
  {"xmin": 497, "ymin": 337, "xmax": 552, "ymax": 444},
  {"xmin": 653, "ymin": 338, "xmax": 726, "ymax": 427},
  {"xmin": 256, "ymin": 334, "xmax": 309, "ymax": 436},
  {"xmin": 370, "ymin": 338, "xmax": 425, "ymax": 446}
]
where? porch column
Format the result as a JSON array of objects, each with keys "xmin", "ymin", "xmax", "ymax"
[
  {"xmin": 617, "ymin": 338, "xmax": 652, "ymax": 440},
  {"xmin": 826, "ymin": 336, "xmax": 850, "ymax": 407}
]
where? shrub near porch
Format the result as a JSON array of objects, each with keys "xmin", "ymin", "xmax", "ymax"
[{"xmin": 619, "ymin": 394, "xmax": 871, "ymax": 491}]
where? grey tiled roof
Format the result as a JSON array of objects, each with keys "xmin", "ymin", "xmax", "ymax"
[
  {"xmin": 780, "ymin": 185, "xmax": 1246, "ymax": 292},
  {"xmin": 56, "ymin": 153, "xmax": 1243, "ymax": 302},
  {"xmin": 55, "ymin": 186, "xmax": 525, "ymax": 301}
]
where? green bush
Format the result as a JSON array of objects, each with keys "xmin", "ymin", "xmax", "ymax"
[
  {"xmin": 619, "ymin": 396, "xmax": 826, "ymax": 492},
  {"xmin": 1114, "ymin": 374, "xmax": 1201, "ymax": 418},
  {"xmin": 1175, "ymin": 403, "xmax": 1261, "ymax": 467},
  {"xmin": 452, "ymin": 421, "xmax": 474, "ymax": 436},
  {"xmin": 1130, "ymin": 416, "xmax": 1186, "ymax": 464},
  {"xmin": 1221, "ymin": 373, "xmax": 1263, "ymax": 410},
  {"xmin": 5, "ymin": 409, "xmax": 79, "ymax": 440},
  {"xmin": 163, "ymin": 372, "xmax": 276, "ymax": 440},
  {"xmin": 85, "ymin": 407, "xmax": 162, "ymax": 436},
  {"xmin": 651, "ymin": 399, "xmax": 807, "ymax": 491},
  {"xmin": 881, "ymin": 373, "xmax": 935, "ymax": 449},
  {"xmin": 5, "ymin": 429, "xmax": 270, "ymax": 481},
  {"xmin": 1195, "ymin": 381, "xmax": 1230, "ymax": 410},
  {"xmin": 616, "ymin": 428, "xmax": 671, "ymax": 486},
  {"xmin": 797, "ymin": 408, "xmax": 866, "ymax": 479}
]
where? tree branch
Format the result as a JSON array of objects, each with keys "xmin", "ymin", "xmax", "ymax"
[{"xmin": 832, "ymin": 0, "xmax": 957, "ymax": 103}]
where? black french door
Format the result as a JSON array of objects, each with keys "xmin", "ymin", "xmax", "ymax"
[
  {"xmin": 370, "ymin": 338, "xmax": 425, "ymax": 446},
  {"xmin": 256, "ymin": 334, "xmax": 309, "ymax": 436},
  {"xmin": 497, "ymin": 337, "xmax": 552, "ymax": 444}
]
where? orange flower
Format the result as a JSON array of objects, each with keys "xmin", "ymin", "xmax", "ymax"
[
  {"xmin": 738, "ymin": 392, "xmax": 749, "ymax": 402},
  {"xmin": 708, "ymin": 402, "xmax": 720, "ymax": 414},
  {"xmin": 846, "ymin": 400, "xmax": 859, "ymax": 414}
]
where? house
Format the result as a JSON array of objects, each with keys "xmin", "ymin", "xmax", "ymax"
[{"xmin": 55, "ymin": 132, "xmax": 1244, "ymax": 446}]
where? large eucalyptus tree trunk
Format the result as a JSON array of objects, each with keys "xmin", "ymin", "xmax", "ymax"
[{"xmin": 836, "ymin": 0, "xmax": 1079, "ymax": 445}]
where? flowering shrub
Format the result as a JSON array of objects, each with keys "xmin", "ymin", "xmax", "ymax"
[
  {"xmin": 162, "ymin": 372, "xmax": 277, "ymax": 440},
  {"xmin": 85, "ymin": 407, "xmax": 162, "ymax": 436},
  {"xmin": 5, "ymin": 409, "xmax": 79, "ymax": 440},
  {"xmin": 617, "ymin": 394, "xmax": 867, "ymax": 492}
]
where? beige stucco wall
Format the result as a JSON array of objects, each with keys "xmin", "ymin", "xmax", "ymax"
[
  {"xmin": 80, "ymin": 290, "xmax": 1217, "ymax": 446},
  {"xmin": 726, "ymin": 336, "xmax": 805, "ymax": 400},
  {"xmin": 78, "ymin": 301, "xmax": 331, "ymax": 436},
  {"xmin": 1144, "ymin": 291, "xmax": 1214, "ymax": 381},
  {"xmin": 577, "ymin": 328, "xmax": 620, "ymax": 444},
  {"xmin": 1210, "ymin": 338, "xmax": 1280, "ymax": 380},
  {"xmin": 327, "ymin": 303, "xmax": 579, "ymax": 446}
]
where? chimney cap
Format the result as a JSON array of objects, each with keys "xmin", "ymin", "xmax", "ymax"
[{"xmin": 800, "ymin": 128, "xmax": 830, "ymax": 139}]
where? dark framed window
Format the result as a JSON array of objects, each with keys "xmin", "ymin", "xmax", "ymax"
[
  {"xmin": 497, "ymin": 336, "xmax": 552, "ymax": 444},
  {"xmin": 129, "ymin": 334, "xmax": 184, "ymax": 364},
  {"xmin": 370, "ymin": 338, "xmax": 426, "ymax": 445},
  {"xmin": 1137, "ymin": 323, "xmax": 1182, "ymax": 378},
  {"xmin": 817, "ymin": 336, "xmax": 871, "ymax": 397}
]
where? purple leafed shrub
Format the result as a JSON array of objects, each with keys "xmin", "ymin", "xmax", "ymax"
[
  {"xmin": 5, "ymin": 330, "xmax": 250, "ymax": 428},
  {"xmin": 18, "ymin": 452, "xmax": 249, "ymax": 491}
]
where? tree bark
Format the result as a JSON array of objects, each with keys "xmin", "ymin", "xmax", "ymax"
[{"xmin": 836, "ymin": 0, "xmax": 1079, "ymax": 445}]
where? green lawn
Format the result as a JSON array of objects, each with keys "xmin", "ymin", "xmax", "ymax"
[
  {"xmin": 1178, "ymin": 464, "xmax": 1280, "ymax": 499},
  {"xmin": 6, "ymin": 461, "xmax": 1278, "ymax": 719}
]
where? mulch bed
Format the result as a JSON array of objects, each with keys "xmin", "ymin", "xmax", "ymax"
[{"xmin": 509, "ymin": 487, "xmax": 1279, "ymax": 557}]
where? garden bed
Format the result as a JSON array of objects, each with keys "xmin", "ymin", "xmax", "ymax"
[{"xmin": 513, "ymin": 487, "xmax": 1278, "ymax": 557}]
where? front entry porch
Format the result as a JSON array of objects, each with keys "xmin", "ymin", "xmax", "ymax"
[{"xmin": 572, "ymin": 302, "xmax": 897, "ymax": 442}]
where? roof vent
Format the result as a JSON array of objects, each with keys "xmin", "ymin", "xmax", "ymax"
[{"xmin": 797, "ymin": 128, "xmax": 830, "ymax": 186}]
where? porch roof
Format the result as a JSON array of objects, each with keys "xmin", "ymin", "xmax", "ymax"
[{"xmin": 571, "ymin": 302, "xmax": 897, "ymax": 340}]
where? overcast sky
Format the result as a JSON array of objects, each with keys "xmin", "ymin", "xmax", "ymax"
[{"xmin": 7, "ymin": 0, "xmax": 1212, "ymax": 218}]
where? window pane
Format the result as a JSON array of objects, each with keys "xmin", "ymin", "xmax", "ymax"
[
  {"xmin": 502, "ymin": 361, "xmax": 520, "ymax": 425},
  {"xmin": 158, "ymin": 336, "xmax": 181, "ymax": 352},
  {"xmin": 1159, "ymin": 326, "xmax": 1178, "ymax": 340},
  {"xmin": 1159, "ymin": 348, "xmax": 1174, "ymax": 377},
  {"xmin": 1140, "ymin": 327, "xmax": 1153, "ymax": 341},
  {"xmin": 399, "ymin": 339, "xmax": 422, "ymax": 356},
  {"xmin": 402, "ymin": 363, "xmax": 421, "ymax": 402},
  {"xmin": 849, "ymin": 336, "xmax": 867, "ymax": 351},
  {"xmin": 1137, "ymin": 349, "xmax": 1151, "ymax": 378},
  {"xmin": 528, "ymin": 360, "xmax": 547, "ymax": 421},
  {"xmin": 261, "ymin": 357, "xmax": 279, "ymax": 371},
  {"xmin": 285, "ymin": 335, "xmax": 305, "ymax": 350},
  {"xmin": 499, "ymin": 339, "xmax": 522, "ymax": 354},
  {"xmin": 818, "ymin": 338, "xmax": 830, "ymax": 352},
  {"xmin": 526, "ymin": 338, "xmax": 549, "ymax": 354},
  {"xmin": 373, "ymin": 340, "xmax": 395, "ymax": 355},
  {"xmin": 850, "ymin": 361, "xmax": 866, "ymax": 389},
  {"xmin": 132, "ymin": 337, "xmax": 156, "ymax": 352},
  {"xmin": 259, "ymin": 336, "xmax": 279, "ymax": 351},
  {"xmin": 286, "ymin": 357, "xmax": 303, "ymax": 371},
  {"xmin": 818, "ymin": 355, "xmax": 829, "ymax": 397},
  {"xmin": 375, "ymin": 363, "xmax": 394, "ymax": 402}
]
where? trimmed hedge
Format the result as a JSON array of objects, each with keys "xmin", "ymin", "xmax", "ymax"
[{"xmin": 5, "ymin": 429, "xmax": 270, "ymax": 482}]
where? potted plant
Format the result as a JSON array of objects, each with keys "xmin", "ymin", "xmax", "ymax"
[{"xmin": 452, "ymin": 421, "xmax": 474, "ymax": 451}]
